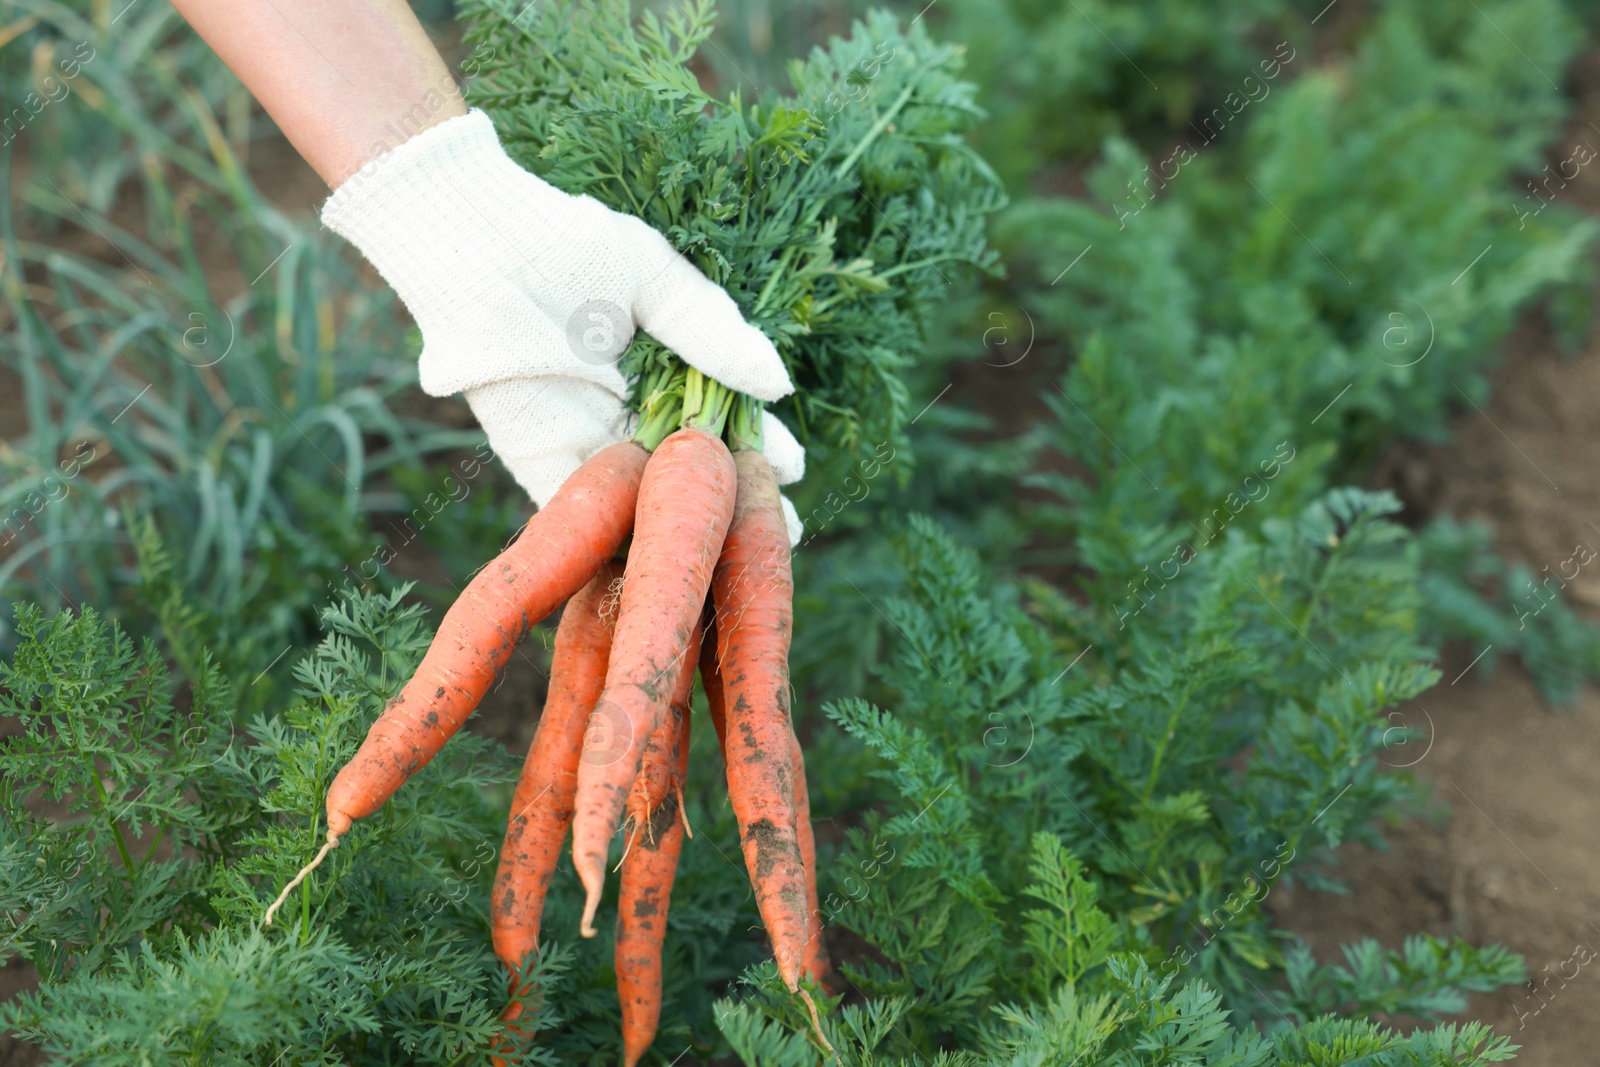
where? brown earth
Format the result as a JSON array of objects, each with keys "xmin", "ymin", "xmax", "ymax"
[{"xmin": 1268, "ymin": 647, "xmax": 1600, "ymax": 1057}]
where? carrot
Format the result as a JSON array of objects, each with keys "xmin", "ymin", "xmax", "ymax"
[
  {"xmin": 698, "ymin": 612, "xmax": 726, "ymax": 751},
  {"xmin": 571, "ymin": 428, "xmax": 735, "ymax": 936},
  {"xmin": 615, "ymin": 618, "xmax": 700, "ymax": 1067},
  {"xmin": 789, "ymin": 731, "xmax": 831, "ymax": 986},
  {"xmin": 493, "ymin": 560, "xmax": 623, "ymax": 1036},
  {"xmin": 703, "ymin": 606, "xmax": 830, "ymax": 987},
  {"xmin": 709, "ymin": 451, "xmax": 812, "ymax": 990},
  {"xmin": 264, "ymin": 441, "xmax": 648, "ymax": 926}
]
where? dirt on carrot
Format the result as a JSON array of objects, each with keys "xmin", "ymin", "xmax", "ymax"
[{"xmin": 710, "ymin": 450, "xmax": 814, "ymax": 991}]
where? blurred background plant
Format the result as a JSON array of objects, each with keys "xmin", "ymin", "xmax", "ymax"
[{"xmin": 0, "ymin": 0, "xmax": 522, "ymax": 709}]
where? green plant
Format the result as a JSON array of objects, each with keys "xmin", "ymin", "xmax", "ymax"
[
  {"xmin": 0, "ymin": 509, "xmax": 1524, "ymax": 1063},
  {"xmin": 0, "ymin": 581, "xmax": 530, "ymax": 1064},
  {"xmin": 800, "ymin": 497, "xmax": 1524, "ymax": 1042},
  {"xmin": 3, "ymin": 0, "xmax": 1588, "ymax": 1061},
  {"xmin": 929, "ymin": 0, "xmax": 1306, "ymax": 185},
  {"xmin": 987, "ymin": 0, "xmax": 1599, "ymax": 699}
]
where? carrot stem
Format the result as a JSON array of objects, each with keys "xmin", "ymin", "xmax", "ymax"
[
  {"xmin": 725, "ymin": 394, "xmax": 763, "ymax": 453},
  {"xmin": 682, "ymin": 367, "xmax": 733, "ymax": 437},
  {"xmin": 833, "ymin": 82, "xmax": 916, "ymax": 181},
  {"xmin": 633, "ymin": 372, "xmax": 684, "ymax": 452}
]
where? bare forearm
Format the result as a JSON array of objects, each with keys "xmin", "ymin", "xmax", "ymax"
[{"xmin": 170, "ymin": 0, "xmax": 466, "ymax": 187}]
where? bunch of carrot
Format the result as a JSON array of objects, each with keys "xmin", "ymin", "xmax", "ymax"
[{"xmin": 264, "ymin": 367, "xmax": 830, "ymax": 1065}]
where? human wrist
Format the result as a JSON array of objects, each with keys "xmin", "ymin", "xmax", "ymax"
[{"xmin": 321, "ymin": 95, "xmax": 468, "ymax": 189}]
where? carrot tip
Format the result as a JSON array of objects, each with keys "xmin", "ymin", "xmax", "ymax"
[
  {"xmin": 263, "ymin": 831, "xmax": 341, "ymax": 927},
  {"xmin": 575, "ymin": 848, "xmax": 607, "ymax": 936},
  {"xmin": 579, "ymin": 886, "xmax": 602, "ymax": 939},
  {"xmin": 576, "ymin": 870, "xmax": 601, "ymax": 940}
]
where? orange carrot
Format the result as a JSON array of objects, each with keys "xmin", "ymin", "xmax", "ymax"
[
  {"xmin": 789, "ymin": 731, "xmax": 831, "ymax": 986},
  {"xmin": 615, "ymin": 620, "xmax": 700, "ymax": 1067},
  {"xmin": 265, "ymin": 441, "xmax": 647, "ymax": 926},
  {"xmin": 493, "ymin": 560, "xmax": 623, "ymax": 1035},
  {"xmin": 571, "ymin": 428, "xmax": 735, "ymax": 936},
  {"xmin": 698, "ymin": 612, "xmax": 726, "ymax": 751},
  {"xmin": 703, "ymin": 605, "xmax": 829, "ymax": 986},
  {"xmin": 710, "ymin": 450, "xmax": 813, "ymax": 991}
]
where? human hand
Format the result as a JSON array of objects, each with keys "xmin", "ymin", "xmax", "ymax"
[{"xmin": 320, "ymin": 109, "xmax": 806, "ymax": 541}]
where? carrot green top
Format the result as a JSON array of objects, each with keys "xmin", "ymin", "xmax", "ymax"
[{"xmin": 462, "ymin": 0, "xmax": 1004, "ymax": 470}]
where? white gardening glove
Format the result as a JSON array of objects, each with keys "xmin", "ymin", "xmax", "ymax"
[{"xmin": 320, "ymin": 109, "xmax": 806, "ymax": 544}]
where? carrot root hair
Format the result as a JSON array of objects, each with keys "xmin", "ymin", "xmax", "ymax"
[
  {"xmin": 799, "ymin": 987, "xmax": 833, "ymax": 1055},
  {"xmin": 676, "ymin": 781, "xmax": 692, "ymax": 839},
  {"xmin": 263, "ymin": 830, "xmax": 340, "ymax": 926},
  {"xmin": 600, "ymin": 575, "xmax": 626, "ymax": 624}
]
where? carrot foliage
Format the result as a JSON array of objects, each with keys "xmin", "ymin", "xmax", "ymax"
[
  {"xmin": 461, "ymin": 0, "xmax": 1005, "ymax": 480},
  {"xmin": 1, "ymin": 521, "xmax": 541, "ymax": 1063}
]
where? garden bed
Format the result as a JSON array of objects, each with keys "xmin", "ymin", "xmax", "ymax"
[{"xmin": 1270, "ymin": 49, "xmax": 1600, "ymax": 1062}]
